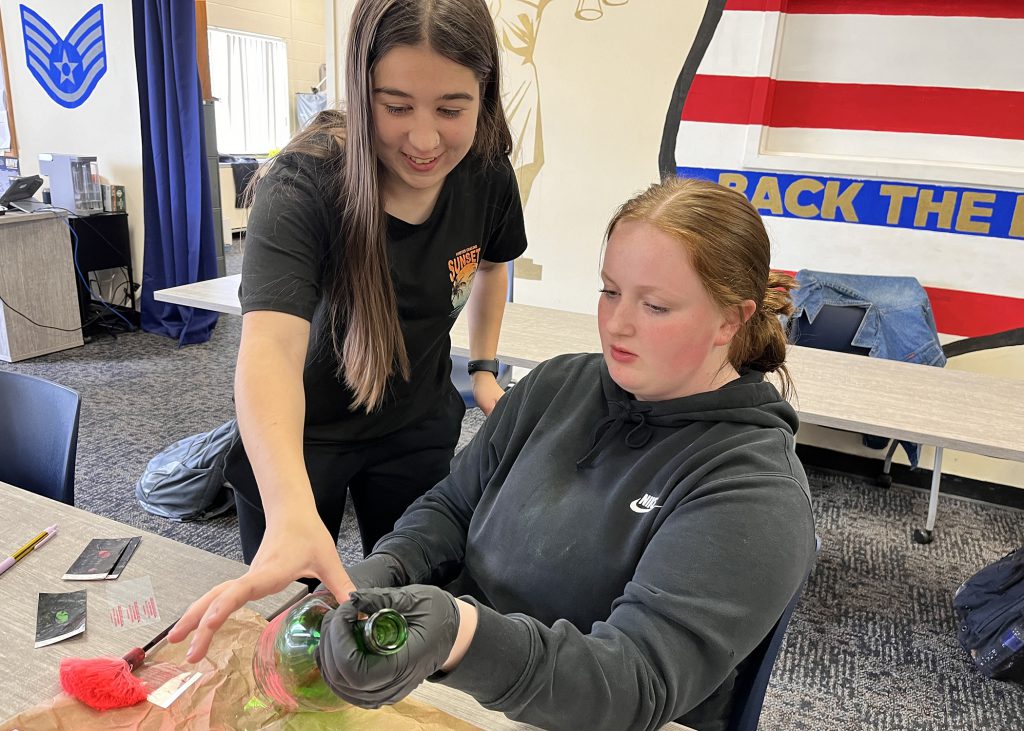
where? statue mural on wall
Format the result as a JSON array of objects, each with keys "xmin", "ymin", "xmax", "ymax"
[
  {"xmin": 487, "ymin": 1, "xmax": 705, "ymax": 297},
  {"xmin": 489, "ymin": 0, "xmax": 633, "ymax": 206}
]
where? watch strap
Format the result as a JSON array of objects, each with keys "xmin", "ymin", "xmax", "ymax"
[{"xmin": 467, "ymin": 359, "xmax": 500, "ymax": 376}]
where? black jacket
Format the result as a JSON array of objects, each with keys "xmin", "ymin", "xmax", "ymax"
[{"xmin": 373, "ymin": 353, "xmax": 816, "ymax": 730}]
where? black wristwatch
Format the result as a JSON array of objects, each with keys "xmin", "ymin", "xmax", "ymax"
[{"xmin": 467, "ymin": 359, "xmax": 500, "ymax": 376}]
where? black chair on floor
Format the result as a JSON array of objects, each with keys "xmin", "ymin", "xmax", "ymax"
[
  {"xmin": 0, "ymin": 371, "xmax": 81, "ymax": 505},
  {"xmin": 791, "ymin": 303, "xmax": 870, "ymax": 355},
  {"xmin": 727, "ymin": 535, "xmax": 819, "ymax": 731}
]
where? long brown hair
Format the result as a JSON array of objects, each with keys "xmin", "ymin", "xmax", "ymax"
[
  {"xmin": 258, "ymin": 0, "xmax": 511, "ymax": 411},
  {"xmin": 606, "ymin": 177, "xmax": 797, "ymax": 397}
]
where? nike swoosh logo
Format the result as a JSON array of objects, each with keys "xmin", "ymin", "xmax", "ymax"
[{"xmin": 629, "ymin": 499, "xmax": 661, "ymax": 513}]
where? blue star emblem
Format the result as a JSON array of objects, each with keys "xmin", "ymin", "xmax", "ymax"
[
  {"xmin": 20, "ymin": 4, "xmax": 108, "ymax": 109},
  {"xmin": 57, "ymin": 49, "xmax": 79, "ymax": 85}
]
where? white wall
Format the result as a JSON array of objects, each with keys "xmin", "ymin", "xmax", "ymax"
[
  {"xmin": 325, "ymin": 0, "xmax": 353, "ymax": 107},
  {"xmin": 1, "ymin": 0, "xmax": 145, "ymax": 287}
]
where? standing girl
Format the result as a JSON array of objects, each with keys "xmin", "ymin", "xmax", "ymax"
[{"xmin": 171, "ymin": 0, "xmax": 526, "ymax": 662}]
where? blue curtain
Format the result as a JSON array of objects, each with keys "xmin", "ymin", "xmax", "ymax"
[{"xmin": 133, "ymin": 0, "xmax": 219, "ymax": 345}]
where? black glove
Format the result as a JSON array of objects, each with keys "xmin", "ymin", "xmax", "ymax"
[
  {"xmin": 315, "ymin": 553, "xmax": 408, "ymax": 594},
  {"xmin": 314, "ymin": 585, "xmax": 460, "ymax": 708}
]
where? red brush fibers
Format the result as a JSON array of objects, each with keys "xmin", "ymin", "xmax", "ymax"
[
  {"xmin": 59, "ymin": 622, "xmax": 175, "ymax": 710},
  {"xmin": 59, "ymin": 653, "xmax": 149, "ymax": 710}
]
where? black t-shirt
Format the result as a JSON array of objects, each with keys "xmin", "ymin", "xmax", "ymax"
[{"xmin": 239, "ymin": 150, "xmax": 527, "ymax": 443}]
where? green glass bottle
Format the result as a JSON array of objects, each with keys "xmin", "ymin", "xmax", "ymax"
[
  {"xmin": 252, "ymin": 590, "xmax": 409, "ymax": 712},
  {"xmin": 353, "ymin": 607, "xmax": 408, "ymax": 655}
]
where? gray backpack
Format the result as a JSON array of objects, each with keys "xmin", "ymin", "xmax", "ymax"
[{"xmin": 135, "ymin": 420, "xmax": 238, "ymax": 521}]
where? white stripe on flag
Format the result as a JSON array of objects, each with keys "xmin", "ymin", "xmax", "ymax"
[
  {"xmin": 675, "ymin": 121, "xmax": 751, "ymax": 169},
  {"xmin": 762, "ymin": 127, "xmax": 1024, "ymax": 175},
  {"xmin": 677, "ymin": 120, "xmax": 1024, "ymax": 190},
  {"xmin": 774, "ymin": 14, "xmax": 1024, "ymax": 91},
  {"xmin": 764, "ymin": 216, "xmax": 1024, "ymax": 302},
  {"xmin": 698, "ymin": 10, "xmax": 780, "ymax": 79}
]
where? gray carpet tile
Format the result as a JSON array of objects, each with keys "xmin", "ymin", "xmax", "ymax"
[{"xmin": 1, "ymin": 243, "xmax": 1022, "ymax": 728}]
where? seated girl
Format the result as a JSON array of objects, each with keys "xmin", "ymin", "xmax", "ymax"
[{"xmin": 314, "ymin": 177, "xmax": 817, "ymax": 731}]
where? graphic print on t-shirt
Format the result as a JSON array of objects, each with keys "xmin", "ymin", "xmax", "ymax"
[{"xmin": 448, "ymin": 244, "xmax": 481, "ymax": 314}]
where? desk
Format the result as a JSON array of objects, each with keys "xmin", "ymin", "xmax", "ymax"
[
  {"xmin": 154, "ymin": 277, "xmax": 1024, "ymax": 540},
  {"xmin": 154, "ymin": 272, "xmax": 242, "ymax": 315},
  {"xmin": 454, "ymin": 304, "xmax": 1024, "ymax": 460},
  {"xmin": 0, "ymin": 481, "xmax": 308, "ymax": 720},
  {"xmin": 450, "ymin": 302, "xmax": 1024, "ymax": 541},
  {"xmin": 0, "ymin": 211, "xmax": 83, "ymax": 361},
  {"xmin": 410, "ymin": 684, "xmax": 693, "ymax": 730},
  {"xmin": 0, "ymin": 481, "xmax": 692, "ymax": 730}
]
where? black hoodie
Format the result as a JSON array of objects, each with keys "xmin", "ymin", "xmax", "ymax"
[{"xmin": 373, "ymin": 353, "xmax": 816, "ymax": 731}]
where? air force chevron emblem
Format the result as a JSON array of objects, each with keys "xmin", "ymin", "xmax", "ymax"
[{"xmin": 20, "ymin": 4, "xmax": 107, "ymax": 109}]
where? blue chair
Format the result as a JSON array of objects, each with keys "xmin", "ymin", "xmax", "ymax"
[
  {"xmin": 727, "ymin": 535, "xmax": 819, "ymax": 731},
  {"xmin": 451, "ymin": 261, "xmax": 516, "ymax": 408},
  {"xmin": 791, "ymin": 304, "xmax": 870, "ymax": 356},
  {"xmin": 0, "ymin": 371, "xmax": 81, "ymax": 504}
]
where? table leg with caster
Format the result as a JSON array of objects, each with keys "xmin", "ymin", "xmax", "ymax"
[{"xmin": 912, "ymin": 446, "xmax": 943, "ymax": 545}]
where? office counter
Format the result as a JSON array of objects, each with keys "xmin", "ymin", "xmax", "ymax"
[{"xmin": 0, "ymin": 211, "xmax": 83, "ymax": 362}]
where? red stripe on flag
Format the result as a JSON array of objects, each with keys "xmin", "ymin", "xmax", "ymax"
[
  {"xmin": 774, "ymin": 270, "xmax": 1024, "ymax": 338},
  {"xmin": 926, "ymin": 287, "xmax": 1024, "ymax": 339},
  {"xmin": 682, "ymin": 75, "xmax": 766, "ymax": 124},
  {"xmin": 725, "ymin": 0, "xmax": 1024, "ymax": 18},
  {"xmin": 772, "ymin": 81, "xmax": 1024, "ymax": 141},
  {"xmin": 683, "ymin": 76, "xmax": 1024, "ymax": 141},
  {"xmin": 724, "ymin": 0, "xmax": 783, "ymax": 10}
]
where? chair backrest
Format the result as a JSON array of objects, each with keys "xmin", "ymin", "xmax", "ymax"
[
  {"xmin": 727, "ymin": 535, "xmax": 819, "ymax": 731},
  {"xmin": 791, "ymin": 304, "xmax": 871, "ymax": 356},
  {"xmin": 0, "ymin": 371, "xmax": 81, "ymax": 504},
  {"xmin": 451, "ymin": 261, "xmax": 516, "ymax": 408}
]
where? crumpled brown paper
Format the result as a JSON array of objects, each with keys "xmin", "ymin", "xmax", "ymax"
[{"xmin": 0, "ymin": 608, "xmax": 479, "ymax": 731}]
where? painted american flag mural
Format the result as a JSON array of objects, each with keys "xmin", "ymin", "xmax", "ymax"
[{"xmin": 671, "ymin": 0, "xmax": 1024, "ymax": 339}]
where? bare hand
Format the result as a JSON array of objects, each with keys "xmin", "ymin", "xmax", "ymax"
[
  {"xmin": 471, "ymin": 372, "xmax": 506, "ymax": 416},
  {"xmin": 167, "ymin": 513, "xmax": 355, "ymax": 662}
]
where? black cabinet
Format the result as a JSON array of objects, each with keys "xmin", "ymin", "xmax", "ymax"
[{"xmin": 68, "ymin": 213, "xmax": 139, "ymax": 332}]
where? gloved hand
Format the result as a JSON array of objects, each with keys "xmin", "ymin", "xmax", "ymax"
[
  {"xmin": 315, "ymin": 553, "xmax": 407, "ymax": 593},
  {"xmin": 314, "ymin": 585, "xmax": 460, "ymax": 708}
]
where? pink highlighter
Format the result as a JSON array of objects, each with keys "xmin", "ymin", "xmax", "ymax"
[{"xmin": 0, "ymin": 524, "xmax": 59, "ymax": 577}]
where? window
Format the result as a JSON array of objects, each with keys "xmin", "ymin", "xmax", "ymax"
[{"xmin": 207, "ymin": 28, "xmax": 290, "ymax": 155}]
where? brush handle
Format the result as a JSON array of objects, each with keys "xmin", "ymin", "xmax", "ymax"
[
  {"xmin": 121, "ymin": 620, "xmax": 177, "ymax": 671},
  {"xmin": 123, "ymin": 647, "xmax": 146, "ymax": 671}
]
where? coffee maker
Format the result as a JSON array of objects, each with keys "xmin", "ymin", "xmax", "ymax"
[{"xmin": 37, "ymin": 153, "xmax": 103, "ymax": 216}]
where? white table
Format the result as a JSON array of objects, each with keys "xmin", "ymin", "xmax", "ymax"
[
  {"xmin": 0, "ymin": 480, "xmax": 309, "ymax": 720},
  {"xmin": 155, "ymin": 273, "xmax": 243, "ymax": 316},
  {"xmin": 155, "ymin": 275, "xmax": 1024, "ymax": 541},
  {"xmin": 452, "ymin": 301, "xmax": 1024, "ymax": 542},
  {"xmin": 0, "ymin": 480, "xmax": 692, "ymax": 729},
  {"xmin": 410, "ymin": 684, "xmax": 693, "ymax": 730}
]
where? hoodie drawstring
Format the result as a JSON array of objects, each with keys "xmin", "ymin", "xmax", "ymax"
[{"xmin": 576, "ymin": 401, "xmax": 654, "ymax": 469}]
